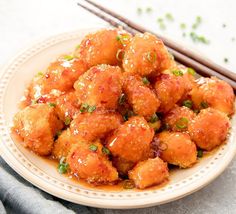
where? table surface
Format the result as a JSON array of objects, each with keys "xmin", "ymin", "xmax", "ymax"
[{"xmin": 0, "ymin": 0, "xmax": 236, "ymax": 213}]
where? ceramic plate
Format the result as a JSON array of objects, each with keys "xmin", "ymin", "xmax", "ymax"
[{"xmin": 0, "ymin": 29, "xmax": 236, "ymax": 209}]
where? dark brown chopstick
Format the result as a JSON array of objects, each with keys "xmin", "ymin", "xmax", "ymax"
[
  {"xmin": 83, "ymin": 0, "xmax": 236, "ymax": 82},
  {"xmin": 77, "ymin": 1, "xmax": 236, "ymax": 90}
]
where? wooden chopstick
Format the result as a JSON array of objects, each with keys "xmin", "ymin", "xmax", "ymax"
[
  {"xmin": 83, "ymin": 0, "xmax": 236, "ymax": 82},
  {"xmin": 77, "ymin": 1, "xmax": 236, "ymax": 90}
]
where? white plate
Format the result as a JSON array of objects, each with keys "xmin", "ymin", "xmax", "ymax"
[{"xmin": 0, "ymin": 29, "xmax": 236, "ymax": 209}]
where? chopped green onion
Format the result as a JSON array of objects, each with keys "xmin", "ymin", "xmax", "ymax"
[
  {"xmin": 165, "ymin": 13, "xmax": 174, "ymax": 21},
  {"xmin": 36, "ymin": 72, "xmax": 44, "ymax": 77},
  {"xmin": 180, "ymin": 23, "xmax": 186, "ymax": 30},
  {"xmin": 146, "ymin": 7, "xmax": 152, "ymax": 13},
  {"xmin": 193, "ymin": 109, "xmax": 200, "ymax": 114},
  {"xmin": 187, "ymin": 67, "xmax": 196, "ymax": 76},
  {"xmin": 80, "ymin": 103, "xmax": 89, "ymax": 113},
  {"xmin": 159, "ymin": 22, "xmax": 166, "ymax": 30},
  {"xmin": 87, "ymin": 105, "xmax": 96, "ymax": 113},
  {"xmin": 190, "ymin": 32, "xmax": 209, "ymax": 44},
  {"xmin": 176, "ymin": 117, "xmax": 189, "ymax": 129},
  {"xmin": 89, "ymin": 144, "xmax": 98, "ymax": 152},
  {"xmin": 192, "ymin": 23, "xmax": 198, "ymax": 29},
  {"xmin": 118, "ymin": 93, "xmax": 126, "ymax": 105},
  {"xmin": 116, "ymin": 35, "xmax": 130, "ymax": 45},
  {"xmin": 65, "ymin": 117, "xmax": 71, "ymax": 126},
  {"xmin": 48, "ymin": 102, "xmax": 56, "ymax": 108},
  {"xmin": 123, "ymin": 180, "xmax": 135, "ymax": 189},
  {"xmin": 31, "ymin": 100, "xmax": 37, "ymax": 104},
  {"xmin": 224, "ymin": 58, "xmax": 228, "ymax": 63},
  {"xmin": 56, "ymin": 130, "xmax": 62, "ymax": 137},
  {"xmin": 150, "ymin": 113, "xmax": 159, "ymax": 123},
  {"xmin": 58, "ymin": 157, "xmax": 68, "ymax": 174},
  {"xmin": 123, "ymin": 110, "xmax": 135, "ymax": 121},
  {"xmin": 116, "ymin": 49, "xmax": 125, "ymax": 61},
  {"xmin": 147, "ymin": 51, "xmax": 157, "ymax": 63},
  {"xmin": 182, "ymin": 100, "xmax": 193, "ymax": 109},
  {"xmin": 64, "ymin": 55, "xmax": 74, "ymax": 61},
  {"xmin": 102, "ymin": 147, "xmax": 111, "ymax": 155},
  {"xmin": 197, "ymin": 149, "xmax": 203, "ymax": 158},
  {"xmin": 196, "ymin": 16, "xmax": 202, "ymax": 23},
  {"xmin": 172, "ymin": 70, "xmax": 183, "ymax": 76},
  {"xmin": 137, "ymin": 7, "xmax": 142, "ymax": 15},
  {"xmin": 157, "ymin": 18, "xmax": 163, "ymax": 23},
  {"xmin": 142, "ymin": 77, "xmax": 150, "ymax": 85},
  {"xmin": 200, "ymin": 101, "xmax": 209, "ymax": 109}
]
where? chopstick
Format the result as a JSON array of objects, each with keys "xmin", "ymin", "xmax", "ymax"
[
  {"xmin": 82, "ymin": 0, "xmax": 236, "ymax": 82},
  {"xmin": 77, "ymin": 1, "xmax": 236, "ymax": 90}
]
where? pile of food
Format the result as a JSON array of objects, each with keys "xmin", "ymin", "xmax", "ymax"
[{"xmin": 12, "ymin": 28, "xmax": 235, "ymax": 190}]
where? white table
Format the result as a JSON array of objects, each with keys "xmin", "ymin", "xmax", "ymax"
[{"xmin": 0, "ymin": 0, "xmax": 236, "ymax": 213}]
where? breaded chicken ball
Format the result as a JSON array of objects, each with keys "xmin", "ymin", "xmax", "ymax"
[
  {"xmin": 188, "ymin": 108, "xmax": 230, "ymax": 151},
  {"xmin": 12, "ymin": 104, "xmax": 63, "ymax": 155},
  {"xmin": 129, "ymin": 157, "xmax": 169, "ymax": 189}
]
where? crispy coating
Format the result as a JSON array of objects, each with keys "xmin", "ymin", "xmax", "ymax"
[
  {"xmin": 67, "ymin": 141, "xmax": 118, "ymax": 184},
  {"xmin": 123, "ymin": 74, "xmax": 160, "ymax": 119},
  {"xmin": 12, "ymin": 104, "xmax": 63, "ymax": 155},
  {"xmin": 188, "ymin": 108, "xmax": 230, "ymax": 151},
  {"xmin": 123, "ymin": 32, "xmax": 174, "ymax": 76},
  {"xmin": 156, "ymin": 131, "xmax": 197, "ymax": 168},
  {"xmin": 190, "ymin": 77, "xmax": 235, "ymax": 115},
  {"xmin": 154, "ymin": 73, "xmax": 185, "ymax": 113},
  {"xmin": 106, "ymin": 116, "xmax": 154, "ymax": 163},
  {"xmin": 55, "ymin": 91, "xmax": 80, "ymax": 122},
  {"xmin": 52, "ymin": 129, "xmax": 82, "ymax": 160},
  {"xmin": 29, "ymin": 57, "xmax": 88, "ymax": 100},
  {"xmin": 75, "ymin": 28, "xmax": 132, "ymax": 67},
  {"xmin": 74, "ymin": 64, "xmax": 123, "ymax": 110},
  {"xmin": 70, "ymin": 111, "xmax": 122, "ymax": 141},
  {"xmin": 164, "ymin": 105, "xmax": 195, "ymax": 132},
  {"xmin": 128, "ymin": 157, "xmax": 169, "ymax": 189}
]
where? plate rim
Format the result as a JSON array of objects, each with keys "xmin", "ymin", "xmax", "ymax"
[{"xmin": 0, "ymin": 29, "xmax": 236, "ymax": 209}]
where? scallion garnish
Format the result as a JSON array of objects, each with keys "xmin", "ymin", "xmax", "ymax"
[
  {"xmin": 87, "ymin": 105, "xmax": 96, "ymax": 113},
  {"xmin": 176, "ymin": 117, "xmax": 189, "ymax": 129},
  {"xmin": 64, "ymin": 55, "xmax": 74, "ymax": 61},
  {"xmin": 182, "ymin": 100, "xmax": 193, "ymax": 109},
  {"xmin": 146, "ymin": 7, "xmax": 152, "ymax": 13},
  {"xmin": 65, "ymin": 117, "xmax": 71, "ymax": 126},
  {"xmin": 137, "ymin": 7, "xmax": 142, "ymax": 15},
  {"xmin": 80, "ymin": 103, "xmax": 96, "ymax": 113},
  {"xmin": 180, "ymin": 23, "xmax": 186, "ymax": 30},
  {"xmin": 142, "ymin": 77, "xmax": 150, "ymax": 85},
  {"xmin": 58, "ymin": 157, "xmax": 68, "ymax": 174},
  {"xmin": 118, "ymin": 93, "xmax": 126, "ymax": 105},
  {"xmin": 190, "ymin": 32, "xmax": 209, "ymax": 44},
  {"xmin": 165, "ymin": 13, "xmax": 174, "ymax": 21},
  {"xmin": 89, "ymin": 144, "xmax": 98, "ymax": 152},
  {"xmin": 197, "ymin": 149, "xmax": 203, "ymax": 158},
  {"xmin": 172, "ymin": 70, "xmax": 183, "ymax": 76},
  {"xmin": 123, "ymin": 110, "xmax": 135, "ymax": 121},
  {"xmin": 36, "ymin": 72, "xmax": 44, "ymax": 77},
  {"xmin": 56, "ymin": 130, "xmax": 62, "ymax": 137},
  {"xmin": 200, "ymin": 101, "xmax": 209, "ymax": 109},
  {"xmin": 147, "ymin": 51, "xmax": 157, "ymax": 63},
  {"xmin": 187, "ymin": 68, "xmax": 196, "ymax": 76},
  {"xmin": 102, "ymin": 147, "xmax": 111, "ymax": 155},
  {"xmin": 48, "ymin": 102, "xmax": 56, "ymax": 108},
  {"xmin": 116, "ymin": 49, "xmax": 125, "ymax": 61},
  {"xmin": 150, "ymin": 113, "xmax": 159, "ymax": 123},
  {"xmin": 116, "ymin": 34, "xmax": 130, "ymax": 45}
]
